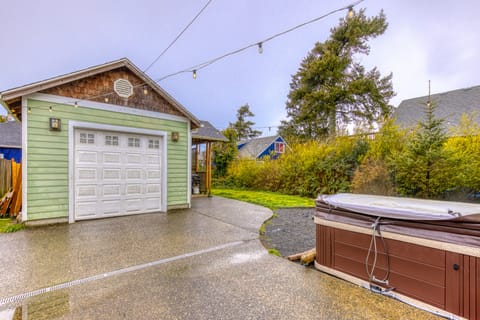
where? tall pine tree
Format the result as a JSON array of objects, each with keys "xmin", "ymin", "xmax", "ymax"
[
  {"xmin": 230, "ymin": 104, "xmax": 261, "ymax": 140},
  {"xmin": 279, "ymin": 9, "xmax": 394, "ymax": 141}
]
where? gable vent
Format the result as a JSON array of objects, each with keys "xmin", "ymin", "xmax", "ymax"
[{"xmin": 114, "ymin": 79, "xmax": 133, "ymax": 98}]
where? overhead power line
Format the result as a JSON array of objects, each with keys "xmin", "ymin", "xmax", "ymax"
[
  {"xmin": 143, "ymin": 0, "xmax": 214, "ymax": 73},
  {"xmin": 156, "ymin": 0, "xmax": 364, "ymax": 81},
  {"xmin": 16, "ymin": 0, "xmax": 364, "ymax": 117}
]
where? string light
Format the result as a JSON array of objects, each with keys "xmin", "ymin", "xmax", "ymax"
[
  {"xmin": 348, "ymin": 6, "xmax": 354, "ymax": 18},
  {"xmin": 157, "ymin": 0, "xmax": 364, "ymax": 81},
  {"xmin": 10, "ymin": 0, "xmax": 364, "ymax": 114},
  {"xmin": 257, "ymin": 42, "xmax": 263, "ymax": 54},
  {"xmin": 143, "ymin": 86, "xmax": 148, "ymax": 95}
]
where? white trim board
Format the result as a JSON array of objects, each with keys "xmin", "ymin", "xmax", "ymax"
[
  {"xmin": 21, "ymin": 97, "xmax": 28, "ymax": 222},
  {"xmin": 27, "ymin": 93, "xmax": 190, "ymax": 124},
  {"xmin": 68, "ymin": 121, "xmax": 168, "ymax": 223}
]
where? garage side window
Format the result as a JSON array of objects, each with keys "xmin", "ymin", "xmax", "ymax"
[
  {"xmin": 148, "ymin": 139, "xmax": 160, "ymax": 149},
  {"xmin": 105, "ymin": 135, "xmax": 119, "ymax": 146},
  {"xmin": 80, "ymin": 133, "xmax": 95, "ymax": 144},
  {"xmin": 128, "ymin": 137, "xmax": 141, "ymax": 148}
]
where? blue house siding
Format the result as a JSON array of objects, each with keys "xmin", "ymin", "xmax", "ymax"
[
  {"xmin": 238, "ymin": 135, "xmax": 288, "ymax": 160},
  {"xmin": 257, "ymin": 136, "xmax": 284, "ymax": 159},
  {"xmin": 0, "ymin": 147, "xmax": 21, "ymax": 162}
]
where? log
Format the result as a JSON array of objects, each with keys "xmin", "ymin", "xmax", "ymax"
[
  {"xmin": 286, "ymin": 248, "xmax": 316, "ymax": 263},
  {"xmin": 300, "ymin": 248, "xmax": 316, "ymax": 265}
]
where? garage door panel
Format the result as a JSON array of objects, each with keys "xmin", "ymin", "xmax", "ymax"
[
  {"xmin": 103, "ymin": 168, "xmax": 121, "ymax": 180},
  {"xmin": 126, "ymin": 184, "xmax": 142, "ymax": 195},
  {"xmin": 77, "ymin": 185, "xmax": 97, "ymax": 198},
  {"xmin": 76, "ymin": 202, "xmax": 97, "ymax": 218},
  {"xmin": 127, "ymin": 199, "xmax": 143, "ymax": 212},
  {"xmin": 77, "ymin": 168, "xmax": 97, "ymax": 181},
  {"xmin": 103, "ymin": 152, "xmax": 121, "ymax": 164},
  {"xmin": 147, "ymin": 170, "xmax": 161, "ymax": 179},
  {"xmin": 77, "ymin": 151, "xmax": 97, "ymax": 163},
  {"xmin": 146, "ymin": 184, "xmax": 161, "ymax": 194},
  {"xmin": 102, "ymin": 200, "xmax": 122, "ymax": 215},
  {"xmin": 127, "ymin": 169, "xmax": 142, "ymax": 180},
  {"xmin": 127, "ymin": 153, "xmax": 142, "ymax": 164},
  {"xmin": 74, "ymin": 129, "xmax": 163, "ymax": 221},
  {"xmin": 145, "ymin": 198, "xmax": 161, "ymax": 210},
  {"xmin": 103, "ymin": 184, "xmax": 121, "ymax": 196}
]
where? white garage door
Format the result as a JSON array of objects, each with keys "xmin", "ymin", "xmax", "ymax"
[{"xmin": 74, "ymin": 129, "xmax": 163, "ymax": 220}]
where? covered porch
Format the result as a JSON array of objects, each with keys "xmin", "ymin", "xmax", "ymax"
[{"xmin": 192, "ymin": 121, "xmax": 227, "ymax": 196}]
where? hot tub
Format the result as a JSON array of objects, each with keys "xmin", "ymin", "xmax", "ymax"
[{"xmin": 315, "ymin": 193, "xmax": 480, "ymax": 320}]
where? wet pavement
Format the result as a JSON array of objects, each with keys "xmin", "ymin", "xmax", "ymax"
[{"xmin": 0, "ymin": 197, "xmax": 440, "ymax": 319}]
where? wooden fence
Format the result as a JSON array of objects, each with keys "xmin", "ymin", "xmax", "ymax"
[{"xmin": 0, "ymin": 159, "xmax": 22, "ymax": 217}]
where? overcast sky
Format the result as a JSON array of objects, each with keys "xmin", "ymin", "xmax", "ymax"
[{"xmin": 1, "ymin": 0, "xmax": 479, "ymax": 135}]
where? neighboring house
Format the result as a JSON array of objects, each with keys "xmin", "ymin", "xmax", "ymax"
[
  {"xmin": 393, "ymin": 85, "xmax": 480, "ymax": 130},
  {"xmin": 0, "ymin": 58, "xmax": 201, "ymax": 224},
  {"xmin": 0, "ymin": 121, "xmax": 21, "ymax": 162},
  {"xmin": 237, "ymin": 135, "xmax": 288, "ymax": 160}
]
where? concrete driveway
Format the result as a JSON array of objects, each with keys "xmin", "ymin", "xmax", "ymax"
[{"xmin": 0, "ymin": 197, "xmax": 438, "ymax": 319}]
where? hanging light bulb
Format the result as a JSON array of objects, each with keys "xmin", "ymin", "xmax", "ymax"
[
  {"xmin": 49, "ymin": 106, "xmax": 53, "ymax": 112},
  {"xmin": 104, "ymin": 97, "xmax": 109, "ymax": 103},
  {"xmin": 347, "ymin": 6, "xmax": 354, "ymax": 19},
  {"xmin": 258, "ymin": 42, "xmax": 263, "ymax": 54},
  {"xmin": 143, "ymin": 86, "xmax": 148, "ymax": 95},
  {"xmin": 193, "ymin": 70, "xmax": 197, "ymax": 80}
]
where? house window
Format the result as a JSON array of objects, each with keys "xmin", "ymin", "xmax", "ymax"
[
  {"xmin": 128, "ymin": 137, "xmax": 141, "ymax": 148},
  {"xmin": 105, "ymin": 135, "xmax": 119, "ymax": 146},
  {"xmin": 148, "ymin": 139, "xmax": 160, "ymax": 149},
  {"xmin": 275, "ymin": 142, "xmax": 285, "ymax": 153},
  {"xmin": 80, "ymin": 133, "xmax": 95, "ymax": 144}
]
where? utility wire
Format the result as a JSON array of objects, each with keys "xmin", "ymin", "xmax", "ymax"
[
  {"xmin": 17, "ymin": 0, "xmax": 363, "ymax": 116},
  {"xmin": 156, "ymin": 0, "xmax": 364, "ymax": 81},
  {"xmin": 143, "ymin": 0, "xmax": 214, "ymax": 73}
]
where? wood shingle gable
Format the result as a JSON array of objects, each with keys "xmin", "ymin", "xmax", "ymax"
[{"xmin": 0, "ymin": 58, "xmax": 201, "ymax": 127}]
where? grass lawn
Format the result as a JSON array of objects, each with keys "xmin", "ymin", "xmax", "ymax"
[
  {"xmin": 0, "ymin": 218, "xmax": 24, "ymax": 233},
  {"xmin": 212, "ymin": 188, "xmax": 315, "ymax": 210}
]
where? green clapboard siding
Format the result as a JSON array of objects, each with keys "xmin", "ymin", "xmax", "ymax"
[{"xmin": 26, "ymin": 99, "xmax": 190, "ymax": 220}]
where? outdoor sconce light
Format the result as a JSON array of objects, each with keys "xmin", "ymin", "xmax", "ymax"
[
  {"xmin": 49, "ymin": 117, "xmax": 61, "ymax": 131},
  {"xmin": 171, "ymin": 131, "xmax": 179, "ymax": 142}
]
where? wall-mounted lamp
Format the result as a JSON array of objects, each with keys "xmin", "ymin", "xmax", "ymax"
[
  {"xmin": 49, "ymin": 117, "xmax": 61, "ymax": 131},
  {"xmin": 171, "ymin": 131, "xmax": 179, "ymax": 142}
]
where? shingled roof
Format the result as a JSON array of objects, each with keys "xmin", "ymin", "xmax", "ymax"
[
  {"xmin": 192, "ymin": 121, "xmax": 227, "ymax": 142},
  {"xmin": 393, "ymin": 85, "xmax": 480, "ymax": 129},
  {"xmin": 238, "ymin": 135, "xmax": 281, "ymax": 159},
  {"xmin": 0, "ymin": 121, "xmax": 21, "ymax": 147}
]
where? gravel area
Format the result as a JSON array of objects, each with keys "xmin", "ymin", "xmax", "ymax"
[{"xmin": 260, "ymin": 207, "xmax": 316, "ymax": 257}]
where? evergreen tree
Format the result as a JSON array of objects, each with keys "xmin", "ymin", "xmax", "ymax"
[
  {"xmin": 230, "ymin": 104, "xmax": 261, "ymax": 140},
  {"xmin": 279, "ymin": 9, "xmax": 394, "ymax": 141},
  {"xmin": 393, "ymin": 99, "xmax": 454, "ymax": 198}
]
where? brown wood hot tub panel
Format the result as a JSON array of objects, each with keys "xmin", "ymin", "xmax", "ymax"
[{"xmin": 316, "ymin": 224, "xmax": 480, "ymax": 319}]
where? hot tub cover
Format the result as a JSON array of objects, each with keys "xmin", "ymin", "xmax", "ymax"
[{"xmin": 319, "ymin": 193, "xmax": 480, "ymax": 222}]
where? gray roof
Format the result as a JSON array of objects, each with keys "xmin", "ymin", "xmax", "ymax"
[
  {"xmin": 0, "ymin": 121, "xmax": 21, "ymax": 147},
  {"xmin": 192, "ymin": 121, "xmax": 228, "ymax": 142},
  {"xmin": 238, "ymin": 135, "xmax": 280, "ymax": 158},
  {"xmin": 393, "ymin": 85, "xmax": 480, "ymax": 129}
]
